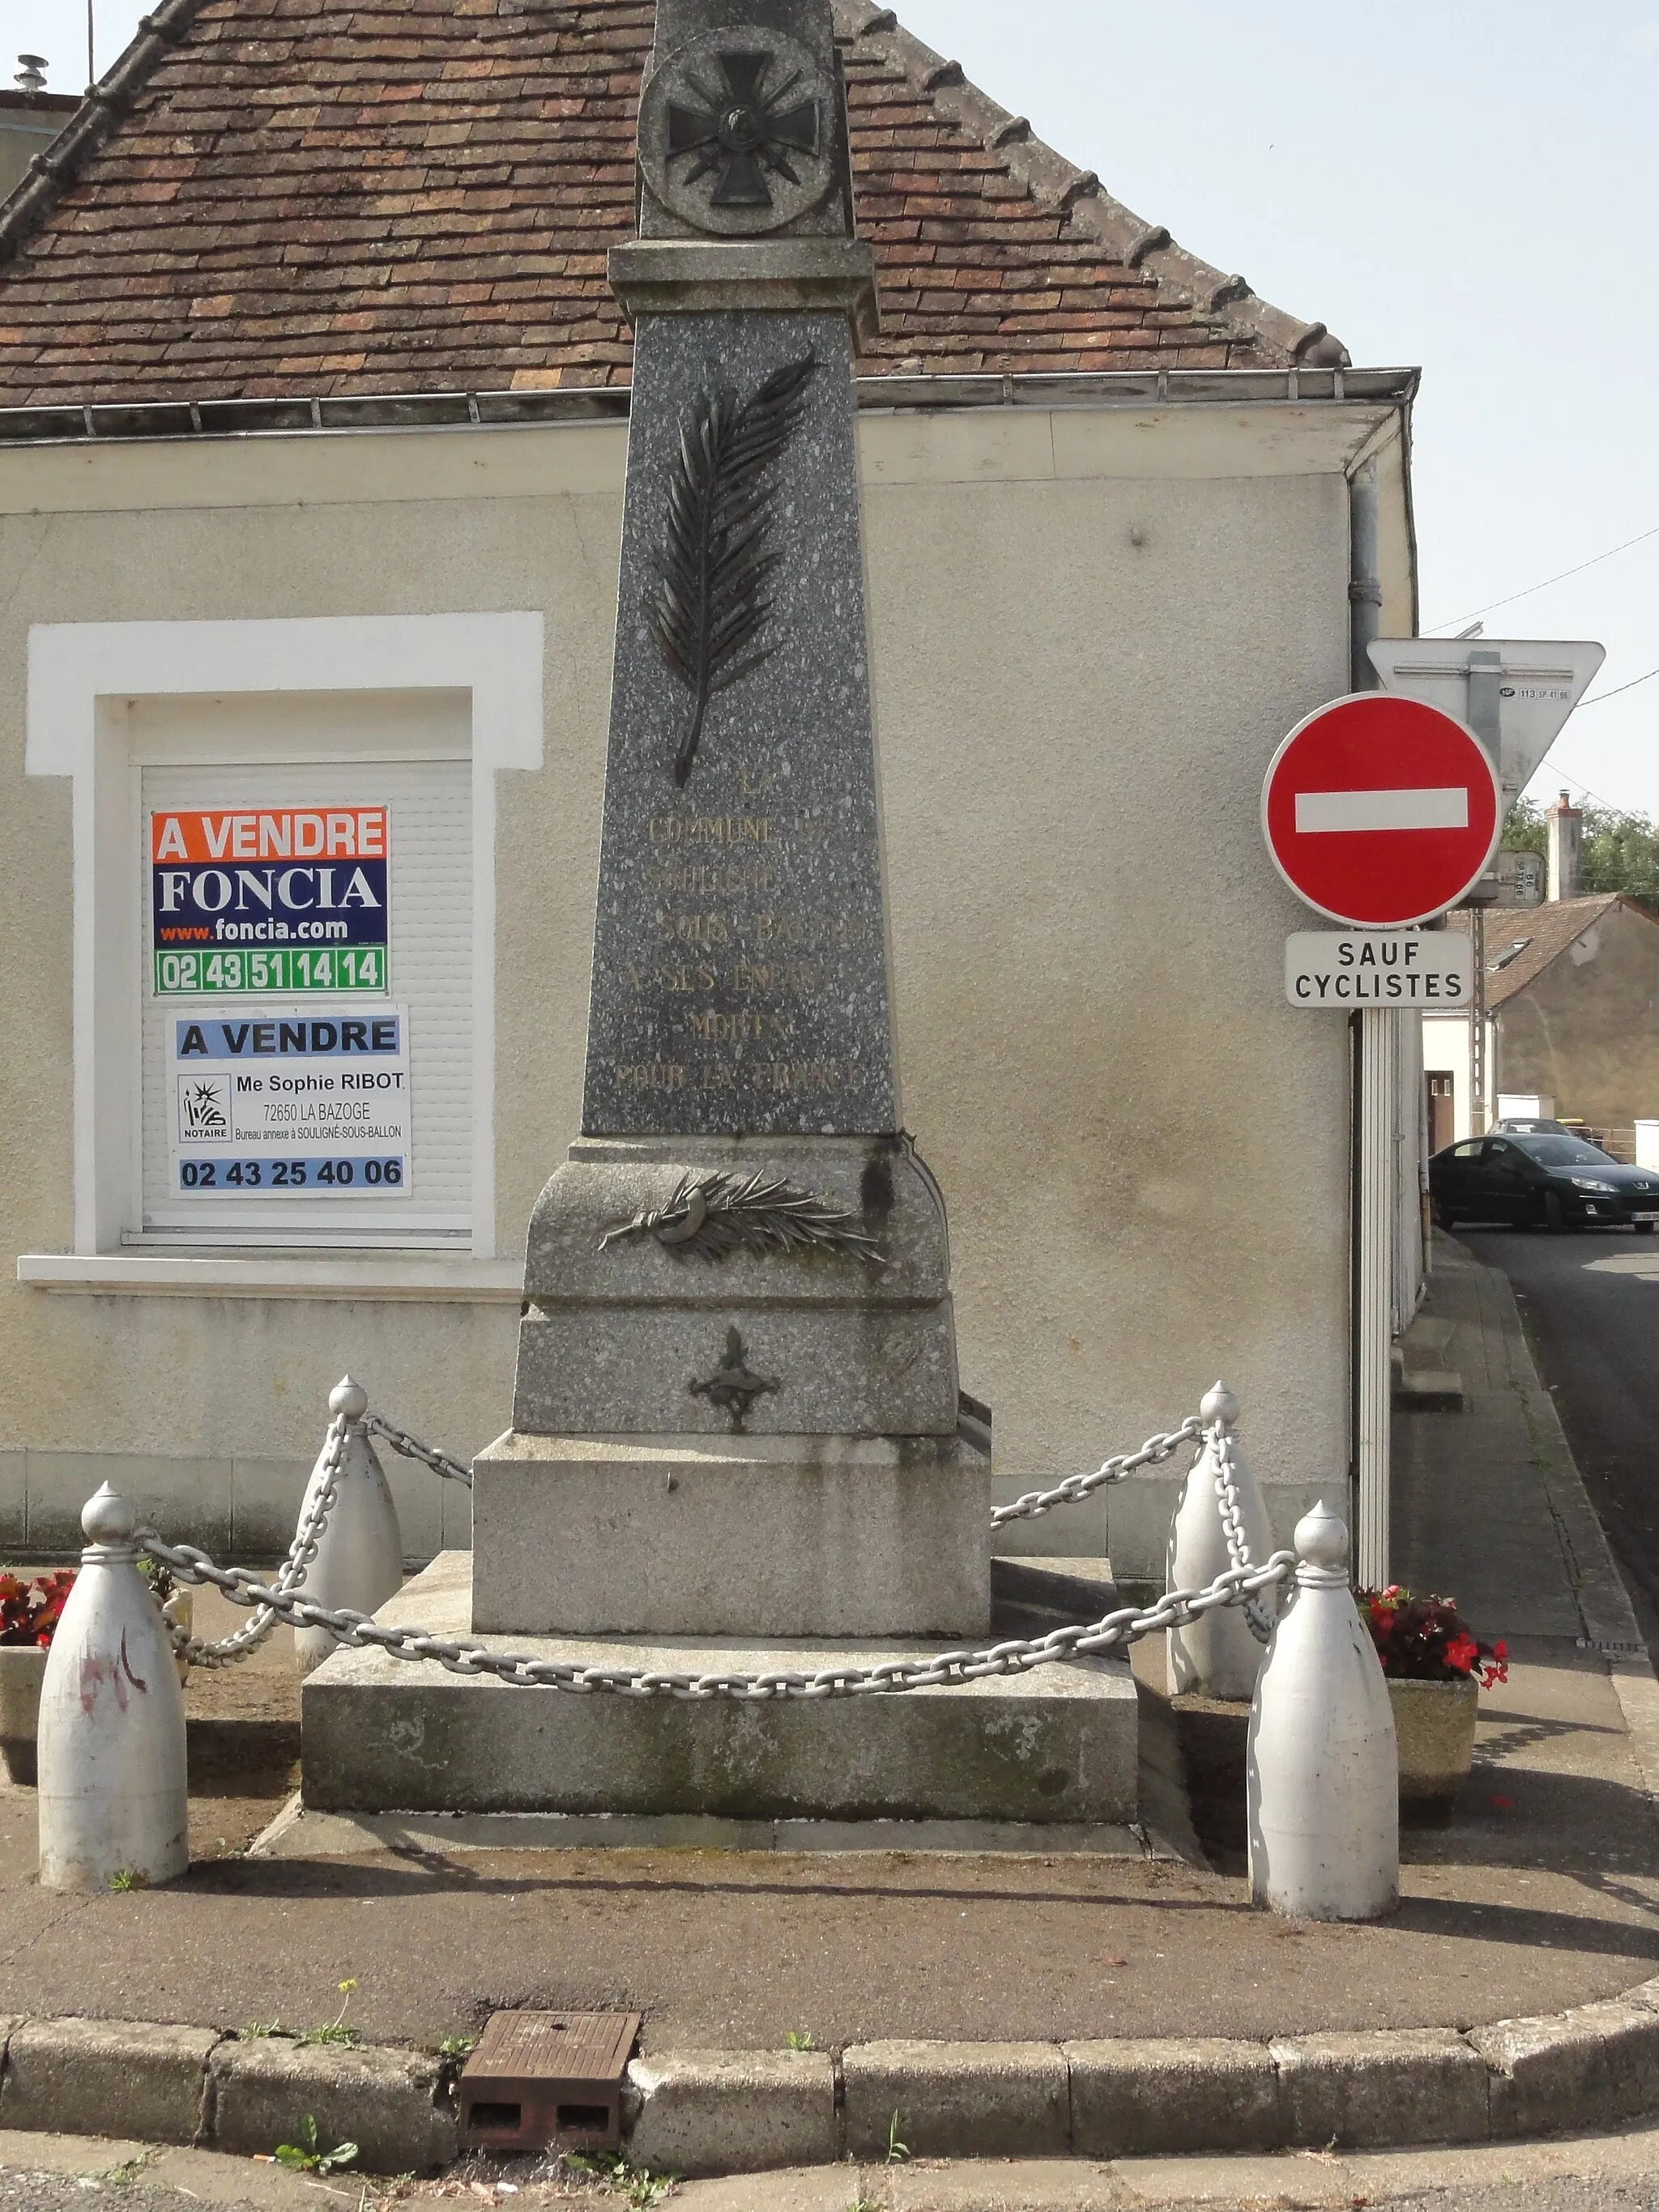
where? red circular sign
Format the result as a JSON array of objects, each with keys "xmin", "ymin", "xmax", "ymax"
[{"xmin": 1261, "ymin": 693, "xmax": 1502, "ymax": 927}]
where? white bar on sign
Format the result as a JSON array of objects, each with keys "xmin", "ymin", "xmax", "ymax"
[{"xmin": 1294, "ymin": 786, "xmax": 1469, "ymax": 834}]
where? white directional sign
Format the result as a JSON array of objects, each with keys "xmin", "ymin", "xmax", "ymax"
[
  {"xmin": 1366, "ymin": 639, "xmax": 1606, "ymax": 804},
  {"xmin": 1285, "ymin": 931, "xmax": 1473, "ymax": 1010}
]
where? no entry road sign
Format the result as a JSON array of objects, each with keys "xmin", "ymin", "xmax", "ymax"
[{"xmin": 1261, "ymin": 692, "xmax": 1503, "ymax": 928}]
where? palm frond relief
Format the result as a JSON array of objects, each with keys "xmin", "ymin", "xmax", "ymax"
[
  {"xmin": 599, "ymin": 1169, "xmax": 887, "ymax": 1264},
  {"xmin": 648, "ymin": 353, "xmax": 818, "ymax": 786}
]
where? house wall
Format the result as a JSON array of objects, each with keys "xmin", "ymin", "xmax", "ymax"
[
  {"xmin": 0, "ymin": 394, "xmax": 1399, "ymax": 1556},
  {"xmin": 1494, "ymin": 903, "xmax": 1659, "ymax": 1129}
]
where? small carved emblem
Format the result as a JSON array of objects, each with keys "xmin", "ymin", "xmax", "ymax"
[
  {"xmin": 667, "ymin": 49, "xmax": 821, "ymax": 211},
  {"xmin": 689, "ymin": 1325, "xmax": 778, "ymax": 1432},
  {"xmin": 600, "ymin": 1168, "xmax": 887, "ymax": 1264},
  {"xmin": 650, "ymin": 354, "xmax": 817, "ymax": 786},
  {"xmin": 638, "ymin": 27, "xmax": 835, "ymax": 237}
]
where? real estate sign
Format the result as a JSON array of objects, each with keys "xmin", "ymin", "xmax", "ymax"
[
  {"xmin": 169, "ymin": 1005, "xmax": 411, "ymax": 1196},
  {"xmin": 151, "ymin": 806, "xmax": 390, "ymax": 995}
]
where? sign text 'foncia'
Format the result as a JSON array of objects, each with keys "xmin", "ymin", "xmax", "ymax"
[{"xmin": 151, "ymin": 808, "xmax": 390, "ymax": 996}]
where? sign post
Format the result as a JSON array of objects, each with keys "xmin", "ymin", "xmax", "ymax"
[{"xmin": 1264, "ymin": 692, "xmax": 1503, "ymax": 1588}]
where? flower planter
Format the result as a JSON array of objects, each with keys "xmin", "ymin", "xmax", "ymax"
[
  {"xmin": 1388, "ymin": 1675, "xmax": 1479, "ymax": 1822},
  {"xmin": 0, "ymin": 1647, "xmax": 49, "ymax": 1787}
]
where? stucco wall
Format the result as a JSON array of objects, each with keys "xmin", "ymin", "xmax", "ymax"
[
  {"xmin": 1495, "ymin": 904, "xmax": 1659, "ymax": 1128},
  {"xmin": 0, "ymin": 398, "xmax": 1380, "ymax": 1541}
]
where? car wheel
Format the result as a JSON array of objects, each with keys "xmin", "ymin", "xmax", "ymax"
[
  {"xmin": 1431, "ymin": 1198, "xmax": 1454, "ymax": 1230},
  {"xmin": 1636, "ymin": 1221, "xmax": 1656, "ymax": 1237},
  {"xmin": 1542, "ymin": 1188, "xmax": 1567, "ymax": 1233}
]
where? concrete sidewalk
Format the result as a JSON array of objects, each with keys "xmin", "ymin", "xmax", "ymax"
[{"xmin": 0, "ymin": 1230, "xmax": 1653, "ymax": 2171}]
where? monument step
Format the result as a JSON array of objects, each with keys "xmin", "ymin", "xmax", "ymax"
[
  {"xmin": 301, "ymin": 1554, "xmax": 1138, "ymax": 1826},
  {"xmin": 471, "ymin": 1422, "xmax": 992, "ymax": 1636}
]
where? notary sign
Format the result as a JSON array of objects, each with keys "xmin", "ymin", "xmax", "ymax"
[
  {"xmin": 169, "ymin": 1006, "xmax": 411, "ymax": 1196},
  {"xmin": 1285, "ymin": 931, "xmax": 1473, "ymax": 1009},
  {"xmin": 151, "ymin": 807, "xmax": 390, "ymax": 995}
]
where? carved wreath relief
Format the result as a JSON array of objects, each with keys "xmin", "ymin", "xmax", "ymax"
[{"xmin": 601, "ymin": 1169, "xmax": 886, "ymax": 1264}]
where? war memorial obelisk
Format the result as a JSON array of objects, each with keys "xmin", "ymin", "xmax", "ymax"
[{"xmin": 303, "ymin": 0, "xmax": 1137, "ymax": 1826}]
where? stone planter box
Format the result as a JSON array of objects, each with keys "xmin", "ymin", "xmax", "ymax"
[
  {"xmin": 1388, "ymin": 1676, "xmax": 1479, "ymax": 1821},
  {"xmin": 0, "ymin": 1647, "xmax": 48, "ymax": 1786}
]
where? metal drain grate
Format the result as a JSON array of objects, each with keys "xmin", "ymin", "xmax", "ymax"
[{"xmin": 458, "ymin": 2010, "xmax": 642, "ymax": 2153}]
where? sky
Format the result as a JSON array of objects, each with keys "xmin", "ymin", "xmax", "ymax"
[{"xmin": 10, "ymin": 0, "xmax": 1658, "ymax": 815}]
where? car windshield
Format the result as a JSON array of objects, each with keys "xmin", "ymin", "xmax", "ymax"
[{"xmin": 1510, "ymin": 1135, "xmax": 1615, "ymax": 1166}]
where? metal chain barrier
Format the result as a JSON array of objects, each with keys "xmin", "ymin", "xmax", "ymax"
[
  {"xmin": 162, "ymin": 1413, "xmax": 351, "ymax": 1669},
  {"xmin": 139, "ymin": 1528, "xmax": 1291, "ymax": 1697},
  {"xmin": 989, "ymin": 1415, "xmax": 1203, "ymax": 1526},
  {"xmin": 365, "ymin": 1413, "xmax": 474, "ymax": 1490},
  {"xmin": 1213, "ymin": 1424, "xmax": 1277, "ymax": 1644}
]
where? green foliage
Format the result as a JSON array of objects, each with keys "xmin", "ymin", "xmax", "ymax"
[
  {"xmin": 786, "ymin": 2029, "xmax": 816, "ymax": 2050},
  {"xmin": 1503, "ymin": 798, "xmax": 1659, "ymax": 914},
  {"xmin": 274, "ymin": 2114, "xmax": 359, "ymax": 2175},
  {"xmin": 885, "ymin": 2110, "xmax": 910, "ymax": 2164},
  {"xmin": 437, "ymin": 2032, "xmax": 476, "ymax": 2060},
  {"xmin": 298, "ymin": 1978, "xmax": 360, "ymax": 2047},
  {"xmin": 565, "ymin": 2150, "xmax": 676, "ymax": 2206},
  {"xmin": 106, "ymin": 1867, "xmax": 139, "ymax": 1894}
]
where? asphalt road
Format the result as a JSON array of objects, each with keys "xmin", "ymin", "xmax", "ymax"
[{"xmin": 1456, "ymin": 1223, "xmax": 1659, "ymax": 1637}]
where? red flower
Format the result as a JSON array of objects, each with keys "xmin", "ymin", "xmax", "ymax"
[{"xmin": 1353, "ymin": 1585, "xmax": 1507, "ymax": 1687}]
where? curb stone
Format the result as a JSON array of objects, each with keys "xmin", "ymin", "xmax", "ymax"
[
  {"xmin": 625, "ymin": 2050, "xmax": 835, "ymax": 2176},
  {"xmin": 6, "ymin": 1992, "xmax": 1659, "ymax": 2174},
  {"xmin": 839, "ymin": 2040, "xmax": 1069, "ymax": 2160},
  {"xmin": 0, "ymin": 2017, "xmax": 454, "ymax": 2173}
]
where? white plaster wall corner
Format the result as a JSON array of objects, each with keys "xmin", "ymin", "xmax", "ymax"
[{"xmin": 23, "ymin": 614, "xmax": 547, "ymax": 1262}]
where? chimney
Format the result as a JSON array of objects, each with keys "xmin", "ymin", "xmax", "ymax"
[{"xmin": 1546, "ymin": 788, "xmax": 1582, "ymax": 901}]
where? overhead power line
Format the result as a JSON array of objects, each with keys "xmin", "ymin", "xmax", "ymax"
[
  {"xmin": 1425, "ymin": 522, "xmax": 1659, "ymax": 633},
  {"xmin": 1578, "ymin": 664, "xmax": 1659, "ymax": 708}
]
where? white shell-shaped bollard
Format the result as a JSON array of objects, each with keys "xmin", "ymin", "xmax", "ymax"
[
  {"xmin": 293, "ymin": 1376, "xmax": 404, "ymax": 1673},
  {"xmin": 1247, "ymin": 1500, "xmax": 1399, "ymax": 1921},
  {"xmin": 1167, "ymin": 1383, "xmax": 1276, "ymax": 1698},
  {"xmin": 37, "ymin": 1485, "xmax": 190, "ymax": 1892}
]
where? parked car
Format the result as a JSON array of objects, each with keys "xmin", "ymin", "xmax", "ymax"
[{"xmin": 1430, "ymin": 1132, "xmax": 1659, "ymax": 1233}]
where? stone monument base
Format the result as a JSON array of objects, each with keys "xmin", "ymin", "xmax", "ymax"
[
  {"xmin": 301, "ymin": 1554, "xmax": 1137, "ymax": 1826},
  {"xmin": 471, "ymin": 1425, "xmax": 991, "ymax": 1636}
]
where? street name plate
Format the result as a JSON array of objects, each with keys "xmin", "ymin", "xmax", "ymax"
[{"xmin": 1285, "ymin": 931, "xmax": 1473, "ymax": 1009}]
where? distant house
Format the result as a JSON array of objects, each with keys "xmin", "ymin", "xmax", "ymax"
[
  {"xmin": 1423, "ymin": 894, "xmax": 1659, "ymax": 1148},
  {"xmin": 0, "ymin": 87, "xmax": 77, "ymax": 202}
]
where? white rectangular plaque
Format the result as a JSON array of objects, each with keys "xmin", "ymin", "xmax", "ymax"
[{"xmin": 1285, "ymin": 931, "xmax": 1473, "ymax": 1009}]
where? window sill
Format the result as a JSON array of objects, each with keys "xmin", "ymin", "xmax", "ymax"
[{"xmin": 17, "ymin": 1253, "xmax": 524, "ymax": 1302}]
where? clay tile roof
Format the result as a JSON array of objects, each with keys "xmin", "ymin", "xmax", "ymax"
[
  {"xmin": 0, "ymin": 0, "xmax": 1347, "ymax": 405},
  {"xmin": 1452, "ymin": 894, "xmax": 1638, "ymax": 1007}
]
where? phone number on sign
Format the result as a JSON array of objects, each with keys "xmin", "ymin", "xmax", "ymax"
[
  {"xmin": 156, "ymin": 948, "xmax": 386, "ymax": 995},
  {"xmin": 177, "ymin": 1157, "xmax": 405, "ymax": 1191}
]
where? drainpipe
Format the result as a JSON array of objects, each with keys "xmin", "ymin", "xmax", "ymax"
[{"xmin": 1348, "ymin": 453, "xmax": 1391, "ymax": 1588}]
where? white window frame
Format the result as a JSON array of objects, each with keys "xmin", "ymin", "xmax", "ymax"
[{"xmin": 24, "ymin": 614, "xmax": 544, "ymax": 1267}]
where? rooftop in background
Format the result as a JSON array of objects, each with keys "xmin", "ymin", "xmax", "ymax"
[
  {"xmin": 0, "ymin": 85, "xmax": 80, "ymax": 203},
  {"xmin": 0, "ymin": 0, "xmax": 1349, "ymax": 407},
  {"xmin": 1452, "ymin": 895, "xmax": 1637, "ymax": 1007}
]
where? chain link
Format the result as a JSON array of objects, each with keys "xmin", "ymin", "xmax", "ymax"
[
  {"xmin": 142, "ymin": 1527, "xmax": 1293, "ymax": 1698},
  {"xmin": 163, "ymin": 1414, "xmax": 350, "ymax": 1669},
  {"xmin": 989, "ymin": 1416, "xmax": 1203, "ymax": 1526},
  {"xmin": 1212, "ymin": 1425, "xmax": 1277, "ymax": 1644},
  {"xmin": 365, "ymin": 1414, "xmax": 474, "ymax": 1490}
]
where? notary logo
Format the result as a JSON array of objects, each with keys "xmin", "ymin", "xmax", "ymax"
[{"xmin": 177, "ymin": 1073, "xmax": 230, "ymax": 1139}]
